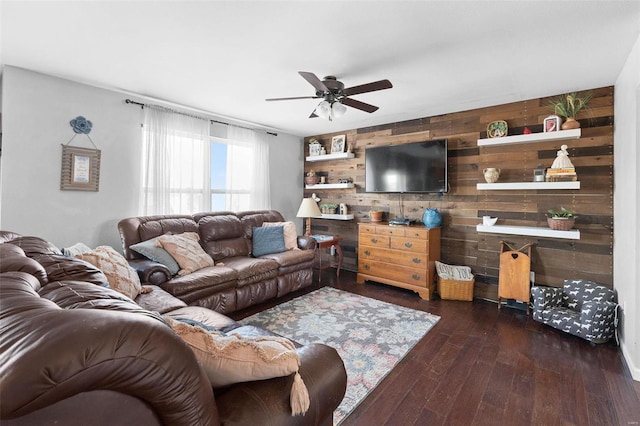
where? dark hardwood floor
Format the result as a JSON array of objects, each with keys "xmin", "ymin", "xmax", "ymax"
[{"xmin": 231, "ymin": 270, "xmax": 640, "ymax": 426}]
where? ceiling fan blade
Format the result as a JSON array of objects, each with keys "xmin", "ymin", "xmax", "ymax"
[
  {"xmin": 309, "ymin": 111, "xmax": 318, "ymax": 118},
  {"xmin": 343, "ymin": 79, "xmax": 393, "ymax": 96},
  {"xmin": 266, "ymin": 96, "xmax": 320, "ymax": 101},
  {"xmin": 299, "ymin": 71, "xmax": 329, "ymax": 93},
  {"xmin": 341, "ymin": 97, "xmax": 379, "ymax": 113}
]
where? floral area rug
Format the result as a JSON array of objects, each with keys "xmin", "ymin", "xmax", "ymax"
[{"xmin": 239, "ymin": 287, "xmax": 440, "ymax": 425}]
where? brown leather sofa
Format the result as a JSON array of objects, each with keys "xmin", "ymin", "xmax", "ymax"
[
  {"xmin": 118, "ymin": 210, "xmax": 316, "ymax": 314},
  {"xmin": 0, "ymin": 231, "xmax": 347, "ymax": 425}
]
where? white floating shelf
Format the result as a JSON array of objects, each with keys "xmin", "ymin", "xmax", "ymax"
[
  {"xmin": 319, "ymin": 214, "xmax": 355, "ymax": 221},
  {"xmin": 477, "ymin": 129, "xmax": 581, "ymax": 147},
  {"xmin": 305, "ymin": 183, "xmax": 354, "ymax": 189},
  {"xmin": 477, "ymin": 181, "xmax": 580, "ymax": 190},
  {"xmin": 476, "ymin": 224, "xmax": 580, "ymax": 240},
  {"xmin": 306, "ymin": 152, "xmax": 355, "ymax": 162}
]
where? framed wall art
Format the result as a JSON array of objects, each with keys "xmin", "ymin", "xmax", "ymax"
[
  {"xmin": 60, "ymin": 145, "xmax": 101, "ymax": 191},
  {"xmin": 331, "ymin": 134, "xmax": 345, "ymax": 153},
  {"xmin": 543, "ymin": 115, "xmax": 561, "ymax": 133}
]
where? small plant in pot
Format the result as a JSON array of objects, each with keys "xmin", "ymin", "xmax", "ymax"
[
  {"xmin": 369, "ymin": 207, "xmax": 384, "ymax": 222},
  {"xmin": 547, "ymin": 91, "xmax": 593, "ymax": 130},
  {"xmin": 547, "ymin": 207, "xmax": 576, "ymax": 231},
  {"xmin": 320, "ymin": 203, "xmax": 338, "ymax": 214},
  {"xmin": 304, "ymin": 170, "xmax": 320, "ymax": 185}
]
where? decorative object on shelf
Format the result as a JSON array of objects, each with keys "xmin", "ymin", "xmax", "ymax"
[
  {"xmin": 337, "ymin": 178, "xmax": 353, "ymax": 184},
  {"xmin": 550, "ymin": 144, "xmax": 574, "ymax": 169},
  {"xmin": 482, "ymin": 216, "xmax": 498, "ymax": 226},
  {"xmin": 320, "ymin": 176, "xmax": 326, "ymax": 184},
  {"xmin": 534, "ymin": 164, "xmax": 546, "ymax": 182},
  {"xmin": 331, "ymin": 135, "xmax": 346, "ymax": 153},
  {"xmin": 308, "ymin": 139, "xmax": 321, "ymax": 156},
  {"xmin": 369, "ymin": 208, "xmax": 383, "ymax": 222},
  {"xmin": 487, "ymin": 120, "xmax": 508, "ymax": 138},
  {"xmin": 304, "ymin": 170, "xmax": 320, "ymax": 185},
  {"xmin": 339, "ymin": 203, "xmax": 348, "ymax": 215},
  {"xmin": 483, "ymin": 167, "xmax": 500, "ymax": 183},
  {"xmin": 422, "ymin": 208, "xmax": 442, "ymax": 228},
  {"xmin": 296, "ymin": 198, "xmax": 322, "ymax": 236},
  {"xmin": 543, "ymin": 115, "xmax": 562, "ymax": 132},
  {"xmin": 346, "ymin": 139, "xmax": 355, "ymax": 153},
  {"xmin": 320, "ymin": 203, "xmax": 338, "ymax": 214},
  {"xmin": 547, "ymin": 91, "xmax": 593, "ymax": 130},
  {"xmin": 61, "ymin": 116, "xmax": 101, "ymax": 192},
  {"xmin": 311, "ymin": 193, "xmax": 321, "ymax": 203},
  {"xmin": 547, "ymin": 207, "xmax": 576, "ymax": 230},
  {"xmin": 546, "ymin": 144, "xmax": 577, "ymax": 182},
  {"xmin": 523, "ymin": 127, "xmax": 532, "ymax": 134},
  {"xmin": 320, "ymin": 147, "xmax": 327, "ymax": 155}
]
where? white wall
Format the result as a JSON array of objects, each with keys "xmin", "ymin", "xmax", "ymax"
[
  {"xmin": 614, "ymin": 32, "xmax": 640, "ymax": 381},
  {"xmin": 0, "ymin": 66, "xmax": 304, "ymax": 250}
]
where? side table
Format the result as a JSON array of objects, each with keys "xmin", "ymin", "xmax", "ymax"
[{"xmin": 312, "ymin": 236, "xmax": 343, "ymax": 283}]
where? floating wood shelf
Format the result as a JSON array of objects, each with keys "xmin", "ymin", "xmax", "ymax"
[
  {"xmin": 305, "ymin": 152, "xmax": 355, "ymax": 162},
  {"xmin": 476, "ymin": 224, "xmax": 580, "ymax": 240},
  {"xmin": 319, "ymin": 214, "xmax": 354, "ymax": 221},
  {"xmin": 477, "ymin": 181, "xmax": 580, "ymax": 190},
  {"xmin": 477, "ymin": 128, "xmax": 581, "ymax": 147},
  {"xmin": 305, "ymin": 183, "xmax": 354, "ymax": 189}
]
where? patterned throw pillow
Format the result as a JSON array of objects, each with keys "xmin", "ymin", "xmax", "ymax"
[
  {"xmin": 76, "ymin": 246, "xmax": 142, "ymax": 299},
  {"xmin": 130, "ymin": 237, "xmax": 180, "ymax": 276},
  {"xmin": 155, "ymin": 232, "xmax": 214, "ymax": 276},
  {"xmin": 252, "ymin": 226, "xmax": 286, "ymax": 257},
  {"xmin": 262, "ymin": 221, "xmax": 298, "ymax": 250}
]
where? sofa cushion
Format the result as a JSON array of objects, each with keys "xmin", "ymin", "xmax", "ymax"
[
  {"xmin": 164, "ymin": 317, "xmax": 309, "ymax": 415},
  {"xmin": 164, "ymin": 306, "xmax": 238, "ymax": 331},
  {"xmin": 252, "ymin": 226, "xmax": 286, "ymax": 257},
  {"xmin": 161, "ymin": 265, "xmax": 238, "ymax": 296},
  {"xmin": 261, "ymin": 249, "xmax": 316, "ymax": 268},
  {"xmin": 156, "ymin": 232, "xmax": 214, "ymax": 276},
  {"xmin": 219, "ymin": 256, "xmax": 279, "ymax": 286},
  {"xmin": 198, "ymin": 214, "xmax": 249, "ymax": 260},
  {"xmin": 76, "ymin": 246, "xmax": 142, "ymax": 299},
  {"xmin": 130, "ymin": 237, "xmax": 180, "ymax": 276},
  {"xmin": 262, "ymin": 221, "xmax": 297, "ymax": 251},
  {"xmin": 135, "ymin": 284, "xmax": 187, "ymax": 314}
]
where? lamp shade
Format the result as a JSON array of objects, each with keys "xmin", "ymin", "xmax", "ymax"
[
  {"xmin": 314, "ymin": 101, "xmax": 331, "ymax": 119},
  {"xmin": 296, "ymin": 198, "xmax": 322, "ymax": 218},
  {"xmin": 332, "ymin": 102, "xmax": 347, "ymax": 118}
]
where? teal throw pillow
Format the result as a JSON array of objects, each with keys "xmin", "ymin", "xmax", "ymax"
[
  {"xmin": 252, "ymin": 226, "xmax": 286, "ymax": 257},
  {"xmin": 130, "ymin": 237, "xmax": 180, "ymax": 276}
]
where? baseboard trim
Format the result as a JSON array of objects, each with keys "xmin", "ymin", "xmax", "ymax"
[{"xmin": 620, "ymin": 339, "xmax": 640, "ymax": 382}]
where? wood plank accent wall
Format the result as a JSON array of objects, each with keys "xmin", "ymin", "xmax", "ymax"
[{"xmin": 304, "ymin": 86, "xmax": 614, "ymax": 301}]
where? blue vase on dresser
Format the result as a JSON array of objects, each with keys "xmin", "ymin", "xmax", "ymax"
[{"xmin": 422, "ymin": 208, "xmax": 442, "ymax": 228}]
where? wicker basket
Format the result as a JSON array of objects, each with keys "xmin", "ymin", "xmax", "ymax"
[
  {"xmin": 547, "ymin": 217, "xmax": 575, "ymax": 231},
  {"xmin": 438, "ymin": 277, "xmax": 475, "ymax": 301}
]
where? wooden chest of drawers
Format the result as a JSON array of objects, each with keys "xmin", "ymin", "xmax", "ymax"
[{"xmin": 357, "ymin": 223, "xmax": 441, "ymax": 300}]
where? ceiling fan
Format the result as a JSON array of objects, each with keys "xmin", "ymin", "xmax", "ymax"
[{"xmin": 266, "ymin": 71, "xmax": 393, "ymax": 120}]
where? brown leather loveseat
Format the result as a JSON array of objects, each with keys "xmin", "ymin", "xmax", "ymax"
[
  {"xmin": 0, "ymin": 231, "xmax": 347, "ymax": 425},
  {"xmin": 118, "ymin": 210, "xmax": 316, "ymax": 314}
]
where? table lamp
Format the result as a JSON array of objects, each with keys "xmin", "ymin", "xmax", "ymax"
[{"xmin": 296, "ymin": 198, "xmax": 322, "ymax": 236}]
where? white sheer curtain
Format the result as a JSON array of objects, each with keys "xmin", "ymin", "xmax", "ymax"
[
  {"xmin": 139, "ymin": 106, "xmax": 211, "ymax": 215},
  {"xmin": 226, "ymin": 125, "xmax": 271, "ymax": 211}
]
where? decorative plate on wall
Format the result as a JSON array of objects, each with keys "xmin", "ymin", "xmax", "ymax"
[{"xmin": 487, "ymin": 120, "xmax": 508, "ymax": 138}]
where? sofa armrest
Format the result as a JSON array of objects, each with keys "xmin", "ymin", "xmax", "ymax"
[
  {"xmin": 297, "ymin": 235, "xmax": 317, "ymax": 251},
  {"xmin": 531, "ymin": 286, "xmax": 563, "ymax": 321},
  {"xmin": 214, "ymin": 343, "xmax": 347, "ymax": 425},
  {"xmin": 127, "ymin": 258, "xmax": 172, "ymax": 285},
  {"xmin": 580, "ymin": 300, "xmax": 617, "ymax": 324}
]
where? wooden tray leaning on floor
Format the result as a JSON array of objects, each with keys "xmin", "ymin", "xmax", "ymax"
[{"xmin": 498, "ymin": 241, "xmax": 532, "ymax": 314}]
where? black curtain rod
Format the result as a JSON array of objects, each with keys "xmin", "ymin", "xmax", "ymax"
[{"xmin": 124, "ymin": 99, "xmax": 277, "ymax": 136}]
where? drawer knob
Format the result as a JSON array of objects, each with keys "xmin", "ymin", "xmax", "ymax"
[
  {"xmin": 405, "ymin": 242, "xmax": 413, "ymax": 248},
  {"xmin": 364, "ymin": 264, "xmax": 370, "ymax": 270},
  {"xmin": 364, "ymin": 250, "xmax": 371, "ymax": 256},
  {"xmin": 371, "ymin": 238, "xmax": 378, "ymax": 243},
  {"xmin": 412, "ymin": 274, "xmax": 421, "ymax": 280},
  {"xmin": 412, "ymin": 257, "xmax": 421, "ymax": 264}
]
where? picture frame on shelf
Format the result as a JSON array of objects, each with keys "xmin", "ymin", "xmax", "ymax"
[
  {"xmin": 544, "ymin": 115, "xmax": 561, "ymax": 133},
  {"xmin": 309, "ymin": 143, "xmax": 321, "ymax": 156},
  {"xmin": 331, "ymin": 135, "xmax": 346, "ymax": 153}
]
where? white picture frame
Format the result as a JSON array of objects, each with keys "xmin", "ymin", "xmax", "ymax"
[
  {"xmin": 544, "ymin": 115, "xmax": 561, "ymax": 133},
  {"xmin": 331, "ymin": 135, "xmax": 345, "ymax": 153},
  {"xmin": 309, "ymin": 143, "xmax": 321, "ymax": 156}
]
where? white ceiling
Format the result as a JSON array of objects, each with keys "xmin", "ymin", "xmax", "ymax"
[{"xmin": 2, "ymin": 1, "xmax": 639, "ymax": 137}]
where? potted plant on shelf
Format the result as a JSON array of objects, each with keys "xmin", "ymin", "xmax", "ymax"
[
  {"xmin": 369, "ymin": 207, "xmax": 384, "ymax": 222},
  {"xmin": 305, "ymin": 170, "xmax": 320, "ymax": 185},
  {"xmin": 320, "ymin": 203, "xmax": 338, "ymax": 214},
  {"xmin": 547, "ymin": 91, "xmax": 593, "ymax": 130},
  {"xmin": 547, "ymin": 207, "xmax": 576, "ymax": 230}
]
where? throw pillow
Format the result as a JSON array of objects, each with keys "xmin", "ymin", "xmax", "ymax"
[
  {"xmin": 155, "ymin": 232, "xmax": 214, "ymax": 276},
  {"xmin": 130, "ymin": 237, "xmax": 180, "ymax": 276},
  {"xmin": 262, "ymin": 221, "xmax": 298, "ymax": 250},
  {"xmin": 252, "ymin": 226, "xmax": 286, "ymax": 257},
  {"xmin": 164, "ymin": 316, "xmax": 309, "ymax": 415},
  {"xmin": 76, "ymin": 246, "xmax": 142, "ymax": 299}
]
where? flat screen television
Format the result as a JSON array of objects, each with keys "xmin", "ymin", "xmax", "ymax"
[{"xmin": 365, "ymin": 139, "xmax": 448, "ymax": 193}]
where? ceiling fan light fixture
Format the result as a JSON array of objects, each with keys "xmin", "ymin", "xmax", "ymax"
[
  {"xmin": 332, "ymin": 101, "xmax": 347, "ymax": 118},
  {"xmin": 315, "ymin": 100, "xmax": 331, "ymax": 119}
]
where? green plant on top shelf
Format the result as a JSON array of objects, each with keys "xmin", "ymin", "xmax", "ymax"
[
  {"xmin": 547, "ymin": 91, "xmax": 593, "ymax": 119},
  {"xmin": 548, "ymin": 207, "xmax": 574, "ymax": 218}
]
